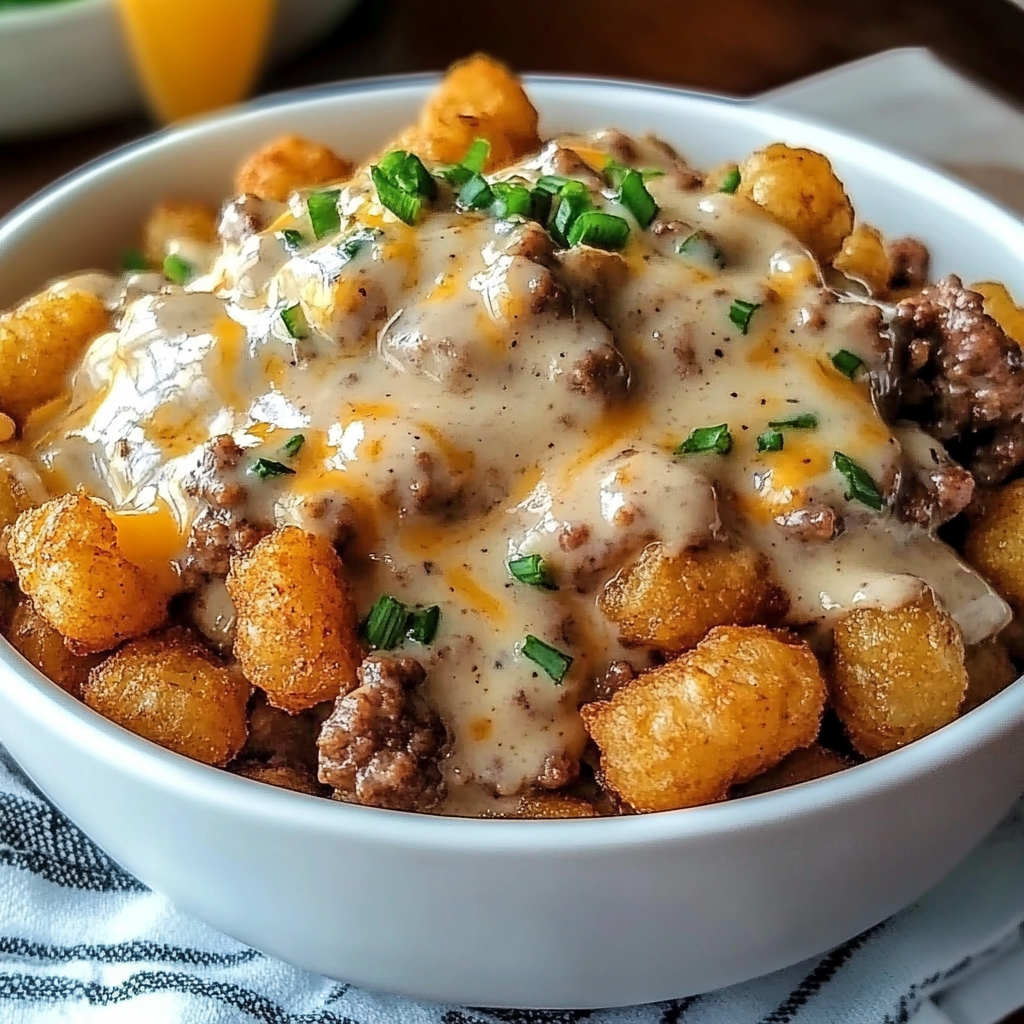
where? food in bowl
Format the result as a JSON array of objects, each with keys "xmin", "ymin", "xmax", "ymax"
[{"xmin": 1, "ymin": 56, "xmax": 1021, "ymax": 819}]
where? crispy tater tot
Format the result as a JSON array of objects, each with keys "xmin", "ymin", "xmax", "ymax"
[
  {"xmin": 0, "ymin": 455, "xmax": 46, "ymax": 582},
  {"xmin": 830, "ymin": 590, "xmax": 968, "ymax": 758},
  {"xmin": 8, "ymin": 493, "xmax": 170, "ymax": 654},
  {"xmin": 598, "ymin": 541, "xmax": 787, "ymax": 653},
  {"xmin": 84, "ymin": 628, "xmax": 249, "ymax": 766},
  {"xmin": 0, "ymin": 412, "xmax": 14, "ymax": 444},
  {"xmin": 142, "ymin": 199, "xmax": 218, "ymax": 264},
  {"xmin": 227, "ymin": 526, "xmax": 361, "ymax": 713},
  {"xmin": 415, "ymin": 54, "xmax": 540, "ymax": 170},
  {"xmin": 962, "ymin": 638, "xmax": 1019, "ymax": 713},
  {"xmin": 738, "ymin": 143, "xmax": 854, "ymax": 262},
  {"xmin": 232, "ymin": 762, "xmax": 324, "ymax": 796},
  {"xmin": 971, "ymin": 281, "xmax": 1024, "ymax": 347},
  {"xmin": 514, "ymin": 793, "xmax": 598, "ymax": 819},
  {"xmin": 0, "ymin": 289, "xmax": 109, "ymax": 425},
  {"xmin": 234, "ymin": 134, "xmax": 353, "ymax": 203},
  {"xmin": 832, "ymin": 223, "xmax": 891, "ymax": 296},
  {"xmin": 6, "ymin": 597, "xmax": 102, "ymax": 699},
  {"xmin": 582, "ymin": 626, "xmax": 826, "ymax": 812},
  {"xmin": 963, "ymin": 478, "xmax": 1024, "ymax": 611},
  {"xmin": 736, "ymin": 744, "xmax": 851, "ymax": 797}
]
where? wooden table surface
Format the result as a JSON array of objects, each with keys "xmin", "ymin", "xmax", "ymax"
[{"xmin": 1, "ymin": 1, "xmax": 1022, "ymax": 1018}]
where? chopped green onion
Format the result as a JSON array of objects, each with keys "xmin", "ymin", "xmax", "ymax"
[
  {"xmin": 642, "ymin": 168, "xmax": 666, "ymax": 181},
  {"xmin": 458, "ymin": 173, "xmax": 494, "ymax": 211},
  {"xmin": 676, "ymin": 229, "xmax": 725, "ymax": 270},
  {"xmin": 522, "ymin": 634, "xmax": 573, "ymax": 684},
  {"xmin": 405, "ymin": 605, "xmax": 441, "ymax": 645},
  {"xmin": 362, "ymin": 594, "xmax": 409, "ymax": 650},
  {"xmin": 833, "ymin": 451, "xmax": 884, "ymax": 511},
  {"xmin": 280, "ymin": 228, "xmax": 306, "ymax": 251},
  {"xmin": 603, "ymin": 159, "xmax": 629, "ymax": 188},
  {"xmin": 507, "ymin": 554, "xmax": 557, "ymax": 590},
  {"xmin": 491, "ymin": 182, "xmax": 533, "ymax": 219},
  {"xmin": 162, "ymin": 253, "xmax": 194, "ymax": 286},
  {"xmin": 728, "ymin": 298, "xmax": 760, "ymax": 334},
  {"xmin": 768, "ymin": 413, "xmax": 818, "ymax": 430},
  {"xmin": 535, "ymin": 174, "xmax": 573, "ymax": 194},
  {"xmin": 283, "ymin": 434, "xmax": 305, "ymax": 457},
  {"xmin": 462, "ymin": 138, "xmax": 491, "ymax": 173},
  {"xmin": 370, "ymin": 165, "xmax": 423, "ymax": 225},
  {"xmin": 617, "ymin": 169, "xmax": 658, "ymax": 229},
  {"xmin": 280, "ymin": 303, "xmax": 310, "ymax": 340},
  {"xmin": 831, "ymin": 349, "xmax": 865, "ymax": 379},
  {"xmin": 549, "ymin": 189, "xmax": 593, "ymax": 247},
  {"xmin": 567, "ymin": 210, "xmax": 630, "ymax": 250},
  {"xmin": 121, "ymin": 249, "xmax": 150, "ymax": 272},
  {"xmin": 435, "ymin": 163, "xmax": 473, "ymax": 188},
  {"xmin": 250, "ymin": 458, "xmax": 296, "ymax": 481},
  {"xmin": 529, "ymin": 187, "xmax": 553, "ymax": 225},
  {"xmin": 339, "ymin": 228, "xmax": 376, "ymax": 263},
  {"xmin": 307, "ymin": 189, "xmax": 341, "ymax": 240},
  {"xmin": 757, "ymin": 429, "xmax": 784, "ymax": 453},
  {"xmin": 674, "ymin": 423, "xmax": 733, "ymax": 456},
  {"xmin": 377, "ymin": 149, "xmax": 437, "ymax": 200},
  {"xmin": 718, "ymin": 167, "xmax": 741, "ymax": 194}
]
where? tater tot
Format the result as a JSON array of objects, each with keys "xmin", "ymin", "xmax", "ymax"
[
  {"xmin": 582, "ymin": 626, "xmax": 826, "ymax": 812},
  {"xmin": 84, "ymin": 629, "xmax": 249, "ymax": 766},
  {"xmin": 598, "ymin": 541, "xmax": 786, "ymax": 653},
  {"xmin": 8, "ymin": 493, "xmax": 169, "ymax": 654},
  {"xmin": 227, "ymin": 526, "xmax": 360, "ymax": 713},
  {"xmin": 971, "ymin": 281, "xmax": 1024, "ymax": 347},
  {"xmin": 6, "ymin": 598, "xmax": 102, "ymax": 699},
  {"xmin": 234, "ymin": 134, "xmax": 353, "ymax": 203},
  {"xmin": 832, "ymin": 223, "xmax": 891, "ymax": 296},
  {"xmin": 736, "ymin": 744, "xmax": 850, "ymax": 797},
  {"xmin": 415, "ymin": 54, "xmax": 540, "ymax": 170},
  {"xmin": 738, "ymin": 143, "xmax": 854, "ymax": 262},
  {"xmin": 514, "ymin": 794, "xmax": 598, "ymax": 819},
  {"xmin": 0, "ymin": 455, "xmax": 46, "ymax": 582},
  {"xmin": 142, "ymin": 199, "xmax": 218, "ymax": 264},
  {"xmin": 0, "ymin": 289, "xmax": 109, "ymax": 425},
  {"xmin": 233, "ymin": 762, "xmax": 324, "ymax": 795},
  {"xmin": 963, "ymin": 478, "xmax": 1024, "ymax": 610},
  {"xmin": 830, "ymin": 590, "xmax": 968, "ymax": 758},
  {"xmin": 962, "ymin": 638, "xmax": 1019, "ymax": 713}
]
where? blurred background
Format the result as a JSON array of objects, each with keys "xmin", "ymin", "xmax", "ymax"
[{"xmin": 4, "ymin": 0, "xmax": 1024, "ymax": 221}]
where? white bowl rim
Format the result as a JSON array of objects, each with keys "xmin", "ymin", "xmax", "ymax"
[{"xmin": 1, "ymin": 70, "xmax": 1022, "ymax": 853}]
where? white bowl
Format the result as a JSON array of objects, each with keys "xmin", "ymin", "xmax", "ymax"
[
  {"xmin": 0, "ymin": 75, "xmax": 1022, "ymax": 1010},
  {"xmin": 0, "ymin": 0, "xmax": 357, "ymax": 139}
]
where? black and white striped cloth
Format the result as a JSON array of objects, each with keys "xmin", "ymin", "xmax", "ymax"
[{"xmin": 0, "ymin": 749, "xmax": 1020, "ymax": 1024}]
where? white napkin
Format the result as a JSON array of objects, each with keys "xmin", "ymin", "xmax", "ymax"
[{"xmin": 0, "ymin": 746, "xmax": 1020, "ymax": 1024}]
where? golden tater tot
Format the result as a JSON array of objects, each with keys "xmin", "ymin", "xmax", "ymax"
[
  {"xmin": 514, "ymin": 793, "xmax": 598, "ymax": 819},
  {"xmin": 0, "ymin": 455, "xmax": 46, "ymax": 582},
  {"xmin": 415, "ymin": 54, "xmax": 540, "ymax": 170},
  {"xmin": 0, "ymin": 289, "xmax": 108, "ymax": 425},
  {"xmin": 227, "ymin": 526, "xmax": 360, "ymax": 713},
  {"xmin": 7, "ymin": 598, "xmax": 102, "ymax": 699},
  {"xmin": 963, "ymin": 639, "xmax": 1019, "ymax": 713},
  {"xmin": 0, "ymin": 412, "xmax": 14, "ymax": 444},
  {"xmin": 830, "ymin": 591, "xmax": 968, "ymax": 758},
  {"xmin": 598, "ymin": 541, "xmax": 786, "ymax": 653},
  {"xmin": 84, "ymin": 629, "xmax": 249, "ymax": 766},
  {"xmin": 233, "ymin": 762, "xmax": 323, "ymax": 795},
  {"xmin": 963, "ymin": 478, "xmax": 1024, "ymax": 611},
  {"xmin": 234, "ymin": 134, "xmax": 353, "ymax": 203},
  {"xmin": 832, "ymin": 223, "xmax": 891, "ymax": 296},
  {"xmin": 142, "ymin": 200, "xmax": 218, "ymax": 264},
  {"xmin": 8, "ymin": 493, "xmax": 169, "ymax": 654},
  {"xmin": 738, "ymin": 143, "xmax": 854, "ymax": 262},
  {"xmin": 736, "ymin": 744, "xmax": 850, "ymax": 797},
  {"xmin": 971, "ymin": 281, "xmax": 1024, "ymax": 347},
  {"xmin": 582, "ymin": 626, "xmax": 826, "ymax": 812}
]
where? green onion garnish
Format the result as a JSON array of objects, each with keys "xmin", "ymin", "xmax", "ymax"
[
  {"xmin": 728, "ymin": 298, "xmax": 760, "ymax": 334},
  {"xmin": 535, "ymin": 174, "xmax": 573, "ymax": 194},
  {"xmin": 833, "ymin": 452, "xmax": 884, "ymax": 511},
  {"xmin": 378, "ymin": 149, "xmax": 437, "ymax": 200},
  {"xmin": 251, "ymin": 458, "xmax": 296, "ymax": 481},
  {"xmin": 567, "ymin": 211, "xmax": 630, "ymax": 250},
  {"xmin": 768, "ymin": 413, "xmax": 818, "ymax": 430},
  {"xmin": 339, "ymin": 229, "xmax": 376, "ymax": 263},
  {"xmin": 458, "ymin": 173, "xmax": 494, "ymax": 211},
  {"xmin": 362, "ymin": 594, "xmax": 409, "ymax": 650},
  {"xmin": 405, "ymin": 605, "xmax": 441, "ymax": 645},
  {"xmin": 522, "ymin": 634, "xmax": 573, "ymax": 684},
  {"xmin": 617, "ymin": 168, "xmax": 658, "ymax": 229},
  {"xmin": 529, "ymin": 187, "xmax": 553, "ymax": 224},
  {"xmin": 307, "ymin": 189, "xmax": 341, "ymax": 240},
  {"xmin": 642, "ymin": 168, "xmax": 666, "ymax": 181},
  {"xmin": 162, "ymin": 253, "xmax": 194, "ymax": 286},
  {"xmin": 676, "ymin": 230, "xmax": 725, "ymax": 270},
  {"xmin": 719, "ymin": 167, "xmax": 741, "ymax": 194},
  {"xmin": 491, "ymin": 182, "xmax": 533, "ymax": 219},
  {"xmin": 435, "ymin": 163, "xmax": 473, "ymax": 187},
  {"xmin": 757, "ymin": 429, "xmax": 784, "ymax": 453},
  {"xmin": 280, "ymin": 303, "xmax": 310, "ymax": 340},
  {"xmin": 674, "ymin": 423, "xmax": 733, "ymax": 456},
  {"xmin": 549, "ymin": 187, "xmax": 593, "ymax": 247},
  {"xmin": 121, "ymin": 249, "xmax": 150, "ymax": 272},
  {"xmin": 507, "ymin": 554, "xmax": 557, "ymax": 590},
  {"xmin": 462, "ymin": 138, "xmax": 491, "ymax": 173},
  {"xmin": 370, "ymin": 165, "xmax": 423, "ymax": 225},
  {"xmin": 280, "ymin": 229, "xmax": 306, "ymax": 251},
  {"xmin": 831, "ymin": 350, "xmax": 865, "ymax": 379},
  {"xmin": 283, "ymin": 434, "xmax": 305, "ymax": 458}
]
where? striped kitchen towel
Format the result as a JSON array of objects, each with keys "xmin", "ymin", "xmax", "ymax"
[{"xmin": 0, "ymin": 747, "xmax": 1021, "ymax": 1024}]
